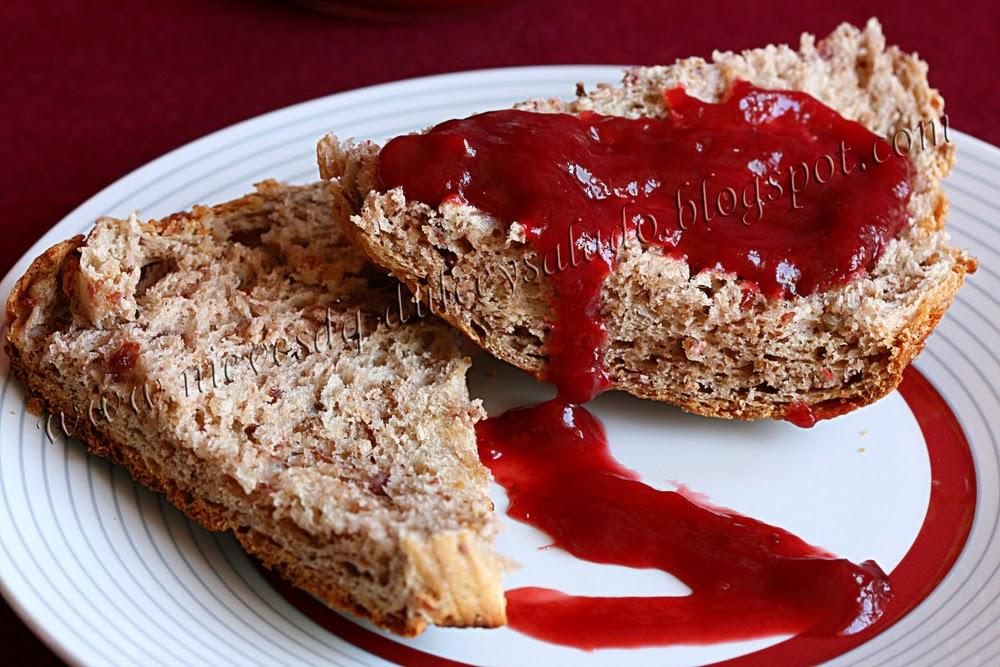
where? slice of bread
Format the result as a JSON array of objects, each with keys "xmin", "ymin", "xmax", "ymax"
[
  {"xmin": 4, "ymin": 180, "xmax": 505, "ymax": 635},
  {"xmin": 319, "ymin": 18, "xmax": 976, "ymax": 422}
]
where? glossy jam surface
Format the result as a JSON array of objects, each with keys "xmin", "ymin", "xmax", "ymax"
[
  {"xmin": 785, "ymin": 401, "xmax": 818, "ymax": 428},
  {"xmin": 378, "ymin": 82, "xmax": 913, "ymax": 402},
  {"xmin": 106, "ymin": 341, "xmax": 140, "ymax": 382},
  {"xmin": 477, "ymin": 400, "xmax": 892, "ymax": 650}
]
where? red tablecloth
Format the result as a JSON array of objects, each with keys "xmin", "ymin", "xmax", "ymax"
[{"xmin": 2, "ymin": 0, "xmax": 997, "ymax": 662}]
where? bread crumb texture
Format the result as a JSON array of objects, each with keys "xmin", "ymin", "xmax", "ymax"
[{"xmin": 5, "ymin": 180, "xmax": 505, "ymax": 635}]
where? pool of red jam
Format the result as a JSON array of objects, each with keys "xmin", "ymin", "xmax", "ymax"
[
  {"xmin": 258, "ymin": 367, "xmax": 972, "ymax": 663},
  {"xmin": 477, "ymin": 400, "xmax": 893, "ymax": 650},
  {"xmin": 378, "ymin": 82, "xmax": 913, "ymax": 403}
]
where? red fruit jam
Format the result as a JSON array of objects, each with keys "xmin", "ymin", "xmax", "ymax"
[
  {"xmin": 477, "ymin": 400, "xmax": 892, "ymax": 650},
  {"xmin": 785, "ymin": 401, "xmax": 818, "ymax": 428},
  {"xmin": 378, "ymin": 81, "xmax": 913, "ymax": 403}
]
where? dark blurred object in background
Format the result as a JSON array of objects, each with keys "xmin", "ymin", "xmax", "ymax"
[{"xmin": 288, "ymin": 0, "xmax": 509, "ymax": 20}]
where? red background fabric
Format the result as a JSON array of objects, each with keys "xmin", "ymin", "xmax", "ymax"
[{"xmin": 1, "ymin": 0, "xmax": 997, "ymax": 662}]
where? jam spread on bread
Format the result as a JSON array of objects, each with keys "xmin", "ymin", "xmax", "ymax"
[
  {"xmin": 378, "ymin": 82, "xmax": 913, "ymax": 403},
  {"xmin": 477, "ymin": 399, "xmax": 892, "ymax": 649},
  {"xmin": 785, "ymin": 401, "xmax": 818, "ymax": 428},
  {"xmin": 380, "ymin": 83, "xmax": 915, "ymax": 650}
]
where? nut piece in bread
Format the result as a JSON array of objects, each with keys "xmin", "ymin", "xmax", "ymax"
[
  {"xmin": 4, "ymin": 180, "xmax": 505, "ymax": 635},
  {"xmin": 319, "ymin": 19, "xmax": 976, "ymax": 422}
]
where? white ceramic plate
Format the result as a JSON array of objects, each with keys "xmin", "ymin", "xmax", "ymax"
[{"xmin": 1, "ymin": 66, "xmax": 998, "ymax": 667}]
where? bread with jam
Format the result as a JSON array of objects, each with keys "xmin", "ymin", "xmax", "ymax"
[{"xmin": 319, "ymin": 19, "xmax": 975, "ymax": 423}]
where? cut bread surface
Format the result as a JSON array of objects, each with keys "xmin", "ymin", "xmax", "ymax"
[
  {"xmin": 5, "ymin": 180, "xmax": 505, "ymax": 635},
  {"xmin": 320, "ymin": 18, "xmax": 976, "ymax": 422}
]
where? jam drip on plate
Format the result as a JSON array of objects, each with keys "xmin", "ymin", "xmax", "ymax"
[
  {"xmin": 383, "ymin": 83, "xmax": 904, "ymax": 649},
  {"xmin": 378, "ymin": 82, "xmax": 913, "ymax": 403},
  {"xmin": 477, "ymin": 400, "xmax": 892, "ymax": 650}
]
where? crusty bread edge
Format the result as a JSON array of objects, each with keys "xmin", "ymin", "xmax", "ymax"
[{"xmin": 5, "ymin": 226, "xmax": 506, "ymax": 636}]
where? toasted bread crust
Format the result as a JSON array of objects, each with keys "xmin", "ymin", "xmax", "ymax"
[{"xmin": 4, "ymin": 183, "xmax": 505, "ymax": 635}]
